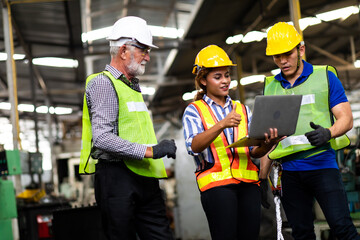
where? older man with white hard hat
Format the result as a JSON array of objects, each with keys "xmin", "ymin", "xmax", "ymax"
[{"xmin": 79, "ymin": 16, "xmax": 176, "ymax": 240}]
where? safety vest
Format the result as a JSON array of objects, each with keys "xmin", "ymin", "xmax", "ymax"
[
  {"xmin": 79, "ymin": 71, "xmax": 167, "ymax": 178},
  {"xmin": 264, "ymin": 65, "xmax": 350, "ymax": 162},
  {"xmin": 191, "ymin": 100, "xmax": 259, "ymax": 192}
]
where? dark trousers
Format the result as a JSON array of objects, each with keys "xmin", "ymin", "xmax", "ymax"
[
  {"xmin": 281, "ymin": 168, "xmax": 360, "ymax": 240},
  {"xmin": 94, "ymin": 161, "xmax": 174, "ymax": 240},
  {"xmin": 200, "ymin": 183, "xmax": 261, "ymax": 240}
]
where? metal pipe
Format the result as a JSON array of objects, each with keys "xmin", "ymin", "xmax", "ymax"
[
  {"xmin": 2, "ymin": 0, "xmax": 21, "ymax": 151},
  {"xmin": 45, "ymin": 97, "xmax": 59, "ymax": 194},
  {"xmin": 289, "ymin": 0, "xmax": 306, "ymax": 61},
  {"xmin": 29, "ymin": 49, "xmax": 40, "ymax": 153},
  {"xmin": 235, "ymin": 54, "xmax": 245, "ymax": 104},
  {"xmin": 9, "ymin": 0, "xmax": 67, "ymax": 5}
]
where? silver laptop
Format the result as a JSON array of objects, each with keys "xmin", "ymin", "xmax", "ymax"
[{"xmin": 227, "ymin": 95, "xmax": 302, "ymax": 148}]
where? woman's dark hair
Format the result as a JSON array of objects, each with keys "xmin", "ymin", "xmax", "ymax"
[{"xmin": 194, "ymin": 68, "xmax": 211, "ymax": 101}]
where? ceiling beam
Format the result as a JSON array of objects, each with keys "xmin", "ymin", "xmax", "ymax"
[{"xmin": 306, "ymin": 42, "xmax": 352, "ymax": 65}]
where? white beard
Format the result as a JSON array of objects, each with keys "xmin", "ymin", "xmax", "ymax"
[{"xmin": 128, "ymin": 55, "xmax": 146, "ymax": 76}]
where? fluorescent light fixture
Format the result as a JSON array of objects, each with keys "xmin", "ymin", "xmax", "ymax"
[
  {"xmin": 182, "ymin": 90, "xmax": 197, "ymax": 101},
  {"xmin": 240, "ymin": 75, "xmax": 265, "ymax": 85},
  {"xmin": 271, "ymin": 69, "xmax": 281, "ymax": 75},
  {"xmin": 230, "ymin": 80, "xmax": 238, "ymax": 89},
  {"xmin": 18, "ymin": 104, "xmax": 35, "ymax": 112},
  {"xmin": 141, "ymin": 86, "xmax": 156, "ymax": 95},
  {"xmin": 242, "ymin": 31, "xmax": 267, "ymax": 43},
  {"xmin": 35, "ymin": 106, "xmax": 48, "ymax": 113},
  {"xmin": 354, "ymin": 60, "xmax": 360, "ymax": 68},
  {"xmin": 316, "ymin": 6, "xmax": 359, "ymax": 22},
  {"xmin": 226, "ymin": 34, "xmax": 244, "ymax": 44},
  {"xmin": 0, "ymin": 102, "xmax": 11, "ymax": 110},
  {"xmin": 54, "ymin": 107, "xmax": 72, "ymax": 115},
  {"xmin": 35, "ymin": 106, "xmax": 73, "ymax": 115},
  {"xmin": 228, "ymin": 5, "xmax": 360, "ymax": 45},
  {"xmin": 225, "ymin": 31, "xmax": 266, "ymax": 44},
  {"xmin": 82, "ymin": 26, "xmax": 112, "ymax": 42},
  {"xmin": 32, "ymin": 57, "xmax": 78, "ymax": 68},
  {"xmin": 82, "ymin": 25, "xmax": 184, "ymax": 43},
  {"xmin": 298, "ymin": 17, "xmax": 321, "ymax": 31},
  {"xmin": 148, "ymin": 26, "xmax": 184, "ymax": 39},
  {"xmin": 0, "ymin": 103, "xmax": 73, "ymax": 115},
  {"xmin": 0, "ymin": 52, "xmax": 26, "ymax": 61}
]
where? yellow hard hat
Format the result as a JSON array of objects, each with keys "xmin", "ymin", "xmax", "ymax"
[
  {"xmin": 192, "ymin": 45, "xmax": 236, "ymax": 74},
  {"xmin": 266, "ymin": 22, "xmax": 302, "ymax": 56}
]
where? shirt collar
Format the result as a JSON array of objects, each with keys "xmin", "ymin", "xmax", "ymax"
[
  {"xmin": 105, "ymin": 64, "xmax": 141, "ymax": 92},
  {"xmin": 203, "ymin": 94, "xmax": 232, "ymax": 108},
  {"xmin": 274, "ymin": 60, "xmax": 313, "ymax": 88}
]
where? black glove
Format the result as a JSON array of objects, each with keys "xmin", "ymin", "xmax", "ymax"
[
  {"xmin": 304, "ymin": 122, "xmax": 331, "ymax": 146},
  {"xmin": 260, "ymin": 178, "xmax": 270, "ymax": 209},
  {"xmin": 153, "ymin": 139, "xmax": 177, "ymax": 159}
]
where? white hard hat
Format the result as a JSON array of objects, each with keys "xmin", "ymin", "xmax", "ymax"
[{"xmin": 107, "ymin": 16, "xmax": 158, "ymax": 48}]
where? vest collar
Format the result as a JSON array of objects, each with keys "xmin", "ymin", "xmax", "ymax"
[
  {"xmin": 274, "ymin": 60, "xmax": 314, "ymax": 88},
  {"xmin": 203, "ymin": 94, "xmax": 232, "ymax": 108},
  {"xmin": 105, "ymin": 64, "xmax": 141, "ymax": 92}
]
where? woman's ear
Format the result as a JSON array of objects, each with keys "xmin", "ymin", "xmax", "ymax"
[{"xmin": 200, "ymin": 77, "xmax": 206, "ymax": 87}]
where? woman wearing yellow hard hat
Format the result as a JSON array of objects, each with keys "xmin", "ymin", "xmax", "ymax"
[
  {"xmin": 263, "ymin": 22, "xmax": 358, "ymax": 240},
  {"xmin": 182, "ymin": 44, "xmax": 282, "ymax": 239}
]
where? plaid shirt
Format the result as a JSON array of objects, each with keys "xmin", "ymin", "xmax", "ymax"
[{"xmin": 85, "ymin": 65, "xmax": 147, "ymax": 161}]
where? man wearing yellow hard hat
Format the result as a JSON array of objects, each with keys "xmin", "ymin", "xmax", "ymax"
[{"xmin": 263, "ymin": 22, "xmax": 358, "ymax": 239}]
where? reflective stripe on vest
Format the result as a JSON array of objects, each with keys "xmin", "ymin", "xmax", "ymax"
[
  {"xmin": 264, "ymin": 65, "xmax": 350, "ymax": 161},
  {"xmin": 79, "ymin": 71, "xmax": 167, "ymax": 178},
  {"xmin": 192, "ymin": 100, "xmax": 259, "ymax": 192}
]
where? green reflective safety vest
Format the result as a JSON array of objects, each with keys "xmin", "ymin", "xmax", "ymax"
[
  {"xmin": 79, "ymin": 71, "xmax": 167, "ymax": 178},
  {"xmin": 264, "ymin": 65, "xmax": 350, "ymax": 162}
]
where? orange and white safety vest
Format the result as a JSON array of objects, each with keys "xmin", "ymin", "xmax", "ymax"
[{"xmin": 191, "ymin": 100, "xmax": 259, "ymax": 192}]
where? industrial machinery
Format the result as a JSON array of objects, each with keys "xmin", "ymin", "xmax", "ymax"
[{"xmin": 0, "ymin": 145, "xmax": 22, "ymax": 240}]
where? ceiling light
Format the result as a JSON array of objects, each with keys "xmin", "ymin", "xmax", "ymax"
[
  {"xmin": 271, "ymin": 69, "xmax": 281, "ymax": 75},
  {"xmin": 54, "ymin": 107, "xmax": 72, "ymax": 115},
  {"xmin": 354, "ymin": 60, "xmax": 360, "ymax": 68},
  {"xmin": 228, "ymin": 5, "xmax": 360, "ymax": 45},
  {"xmin": 242, "ymin": 31, "xmax": 267, "ymax": 43},
  {"xmin": 316, "ymin": 6, "xmax": 359, "ymax": 22},
  {"xmin": 18, "ymin": 104, "xmax": 35, "ymax": 112},
  {"xmin": 148, "ymin": 26, "xmax": 184, "ymax": 39},
  {"xmin": 82, "ymin": 25, "xmax": 184, "ymax": 43},
  {"xmin": 240, "ymin": 75, "xmax": 265, "ymax": 85},
  {"xmin": 230, "ymin": 80, "xmax": 238, "ymax": 88},
  {"xmin": 0, "ymin": 102, "xmax": 11, "ymax": 110},
  {"xmin": 32, "ymin": 57, "xmax": 79, "ymax": 68},
  {"xmin": 226, "ymin": 34, "xmax": 243, "ymax": 44},
  {"xmin": 0, "ymin": 53, "xmax": 26, "ymax": 61},
  {"xmin": 298, "ymin": 17, "xmax": 321, "ymax": 31},
  {"xmin": 182, "ymin": 90, "xmax": 197, "ymax": 101},
  {"xmin": 141, "ymin": 86, "xmax": 156, "ymax": 96},
  {"xmin": 81, "ymin": 26, "xmax": 112, "ymax": 42}
]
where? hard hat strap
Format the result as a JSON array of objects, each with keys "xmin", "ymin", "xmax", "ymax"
[{"xmin": 296, "ymin": 46, "xmax": 301, "ymax": 72}]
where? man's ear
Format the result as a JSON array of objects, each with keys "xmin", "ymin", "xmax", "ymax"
[
  {"xmin": 299, "ymin": 44, "xmax": 305, "ymax": 57},
  {"xmin": 119, "ymin": 45, "xmax": 127, "ymax": 60}
]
